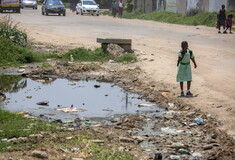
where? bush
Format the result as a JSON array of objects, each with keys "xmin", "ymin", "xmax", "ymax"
[
  {"xmin": 63, "ymin": 47, "xmax": 113, "ymax": 62},
  {"xmin": 117, "ymin": 53, "xmax": 137, "ymax": 63},
  {"xmin": 0, "ymin": 38, "xmax": 49, "ymax": 66},
  {"xmin": 125, "ymin": 0, "xmax": 133, "ymax": 13},
  {"xmin": 135, "ymin": 8, "xmax": 143, "ymax": 14},
  {"xmin": 186, "ymin": 8, "xmax": 200, "ymax": 16},
  {"xmin": 0, "ymin": 15, "xmax": 27, "ymax": 46}
]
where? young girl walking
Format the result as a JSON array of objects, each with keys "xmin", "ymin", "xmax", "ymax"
[{"xmin": 177, "ymin": 41, "xmax": 197, "ymax": 96}]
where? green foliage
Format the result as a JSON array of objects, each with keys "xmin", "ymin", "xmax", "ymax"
[
  {"xmin": 186, "ymin": 8, "xmax": 200, "ymax": 16},
  {"xmin": 135, "ymin": 8, "xmax": 143, "ymax": 14},
  {"xmin": 62, "ymin": 47, "xmax": 113, "ymax": 62},
  {"xmin": 0, "ymin": 38, "xmax": 44, "ymax": 66},
  {"xmin": 90, "ymin": 142, "xmax": 132, "ymax": 160},
  {"xmin": 125, "ymin": 0, "xmax": 133, "ymax": 13},
  {"xmin": 0, "ymin": 109, "xmax": 59, "ymax": 152},
  {"xmin": 0, "ymin": 15, "xmax": 27, "ymax": 46},
  {"xmin": 102, "ymin": 10, "xmax": 235, "ymax": 27},
  {"xmin": 117, "ymin": 53, "xmax": 137, "ymax": 63},
  {"xmin": 40, "ymin": 63, "xmax": 52, "ymax": 68}
]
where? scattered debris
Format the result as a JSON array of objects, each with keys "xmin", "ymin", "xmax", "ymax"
[
  {"xmin": 194, "ymin": 116, "xmax": 204, "ymax": 125},
  {"xmin": 36, "ymin": 101, "xmax": 49, "ymax": 106},
  {"xmin": 119, "ymin": 137, "xmax": 135, "ymax": 143},
  {"xmin": 32, "ymin": 150, "xmax": 48, "ymax": 159},
  {"xmin": 217, "ymin": 105, "xmax": 223, "ymax": 108},
  {"xmin": 202, "ymin": 144, "xmax": 213, "ymax": 150},
  {"xmin": 18, "ymin": 69, "xmax": 25, "ymax": 73},
  {"xmin": 71, "ymin": 147, "xmax": 80, "ymax": 152},
  {"xmin": 91, "ymin": 140, "xmax": 105, "ymax": 143},
  {"xmin": 161, "ymin": 92, "xmax": 169, "ymax": 97},
  {"xmin": 94, "ymin": 85, "xmax": 101, "ymax": 88},
  {"xmin": 137, "ymin": 104, "xmax": 155, "ymax": 107},
  {"xmin": 57, "ymin": 107, "xmax": 78, "ymax": 113}
]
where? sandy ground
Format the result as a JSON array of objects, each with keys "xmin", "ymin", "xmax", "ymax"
[{"xmin": 1, "ymin": 9, "xmax": 235, "ymax": 137}]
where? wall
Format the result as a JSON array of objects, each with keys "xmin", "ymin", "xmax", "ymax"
[
  {"xmin": 166, "ymin": 0, "xmax": 177, "ymax": 12},
  {"xmin": 209, "ymin": 0, "xmax": 228, "ymax": 12},
  {"xmin": 186, "ymin": 0, "xmax": 199, "ymax": 10},
  {"xmin": 176, "ymin": 0, "xmax": 187, "ymax": 14},
  {"xmin": 144, "ymin": 0, "xmax": 153, "ymax": 13},
  {"xmin": 228, "ymin": 0, "xmax": 235, "ymax": 11}
]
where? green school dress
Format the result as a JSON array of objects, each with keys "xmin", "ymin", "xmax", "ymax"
[{"xmin": 176, "ymin": 49, "xmax": 194, "ymax": 82}]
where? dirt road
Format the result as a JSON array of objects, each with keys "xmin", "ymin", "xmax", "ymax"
[{"xmin": 6, "ymin": 8, "xmax": 235, "ymax": 136}]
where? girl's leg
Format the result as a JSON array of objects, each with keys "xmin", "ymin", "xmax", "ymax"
[
  {"xmin": 186, "ymin": 81, "xmax": 193, "ymax": 96},
  {"xmin": 180, "ymin": 82, "xmax": 184, "ymax": 96},
  {"xmin": 180, "ymin": 82, "xmax": 183, "ymax": 91},
  {"xmin": 187, "ymin": 81, "xmax": 191, "ymax": 91}
]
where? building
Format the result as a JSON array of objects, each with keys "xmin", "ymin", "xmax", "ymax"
[{"xmin": 134, "ymin": 0, "xmax": 235, "ymax": 14}]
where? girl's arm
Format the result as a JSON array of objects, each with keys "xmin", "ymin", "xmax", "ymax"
[{"xmin": 191, "ymin": 58, "xmax": 197, "ymax": 68}]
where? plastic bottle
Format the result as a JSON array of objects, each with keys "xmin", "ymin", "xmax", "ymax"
[
  {"xmin": 194, "ymin": 116, "xmax": 203, "ymax": 125},
  {"xmin": 178, "ymin": 148, "xmax": 190, "ymax": 155}
]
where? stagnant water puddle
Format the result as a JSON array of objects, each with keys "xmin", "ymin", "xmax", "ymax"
[{"xmin": 0, "ymin": 75, "xmax": 164, "ymax": 122}]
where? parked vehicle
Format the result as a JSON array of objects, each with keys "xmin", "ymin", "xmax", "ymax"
[
  {"xmin": 41, "ymin": 0, "xmax": 65, "ymax": 16},
  {"xmin": 0, "ymin": 0, "xmax": 21, "ymax": 13},
  {"xmin": 21, "ymin": 0, "xmax": 37, "ymax": 9},
  {"xmin": 76, "ymin": 0, "xmax": 99, "ymax": 16}
]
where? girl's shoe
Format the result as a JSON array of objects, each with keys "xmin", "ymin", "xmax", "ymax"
[
  {"xmin": 186, "ymin": 91, "xmax": 193, "ymax": 96},
  {"xmin": 180, "ymin": 91, "xmax": 185, "ymax": 97}
]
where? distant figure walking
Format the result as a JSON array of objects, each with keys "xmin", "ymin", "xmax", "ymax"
[
  {"xmin": 217, "ymin": 4, "xmax": 227, "ymax": 34},
  {"xmin": 177, "ymin": 41, "xmax": 197, "ymax": 97},
  {"xmin": 112, "ymin": 0, "xmax": 117, "ymax": 18},
  {"xmin": 226, "ymin": 14, "xmax": 233, "ymax": 33},
  {"xmin": 118, "ymin": 0, "xmax": 124, "ymax": 18}
]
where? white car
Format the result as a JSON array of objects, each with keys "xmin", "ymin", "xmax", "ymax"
[{"xmin": 76, "ymin": 0, "xmax": 99, "ymax": 16}]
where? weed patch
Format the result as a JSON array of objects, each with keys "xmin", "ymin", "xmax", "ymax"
[
  {"xmin": 117, "ymin": 53, "xmax": 137, "ymax": 63},
  {"xmin": 0, "ymin": 109, "xmax": 59, "ymax": 152},
  {"xmin": 63, "ymin": 47, "xmax": 137, "ymax": 63},
  {"xmin": 102, "ymin": 10, "xmax": 235, "ymax": 27}
]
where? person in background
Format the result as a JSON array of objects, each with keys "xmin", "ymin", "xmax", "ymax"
[
  {"xmin": 217, "ymin": 4, "xmax": 227, "ymax": 34},
  {"xmin": 118, "ymin": 0, "xmax": 124, "ymax": 18},
  {"xmin": 112, "ymin": 0, "xmax": 117, "ymax": 18},
  {"xmin": 226, "ymin": 14, "xmax": 233, "ymax": 33},
  {"xmin": 177, "ymin": 41, "xmax": 197, "ymax": 97}
]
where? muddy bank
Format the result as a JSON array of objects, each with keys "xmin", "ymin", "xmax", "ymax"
[{"xmin": 0, "ymin": 60, "xmax": 235, "ymax": 160}]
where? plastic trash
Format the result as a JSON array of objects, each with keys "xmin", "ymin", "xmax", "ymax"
[
  {"xmin": 169, "ymin": 155, "xmax": 181, "ymax": 160},
  {"xmin": 194, "ymin": 116, "xmax": 204, "ymax": 125},
  {"xmin": 1, "ymin": 138, "xmax": 8, "ymax": 142},
  {"xmin": 161, "ymin": 127, "xmax": 177, "ymax": 135},
  {"xmin": 70, "ymin": 55, "xmax": 74, "ymax": 62},
  {"xmin": 178, "ymin": 148, "xmax": 190, "ymax": 155},
  {"xmin": 162, "ymin": 92, "xmax": 169, "ymax": 97},
  {"xmin": 168, "ymin": 103, "xmax": 174, "ymax": 110},
  {"xmin": 71, "ymin": 147, "xmax": 80, "ymax": 152},
  {"xmin": 84, "ymin": 121, "xmax": 91, "ymax": 125}
]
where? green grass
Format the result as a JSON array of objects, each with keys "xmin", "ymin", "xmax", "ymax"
[
  {"xmin": 0, "ymin": 38, "xmax": 60, "ymax": 67},
  {"xmin": 102, "ymin": 10, "xmax": 235, "ymax": 27},
  {"xmin": 0, "ymin": 39, "xmax": 136, "ymax": 67},
  {"xmin": 0, "ymin": 109, "xmax": 59, "ymax": 152},
  {"xmin": 62, "ymin": 47, "xmax": 113, "ymax": 62},
  {"xmin": 117, "ymin": 53, "xmax": 137, "ymax": 63},
  {"xmin": 62, "ymin": 47, "xmax": 137, "ymax": 63}
]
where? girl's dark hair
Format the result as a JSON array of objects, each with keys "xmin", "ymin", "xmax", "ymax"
[{"xmin": 181, "ymin": 41, "xmax": 188, "ymax": 48}]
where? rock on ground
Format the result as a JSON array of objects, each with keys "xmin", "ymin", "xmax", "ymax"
[{"xmin": 107, "ymin": 44, "xmax": 124, "ymax": 57}]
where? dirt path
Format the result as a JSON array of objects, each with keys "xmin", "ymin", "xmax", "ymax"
[{"xmin": 2, "ymin": 9, "xmax": 235, "ymax": 137}]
